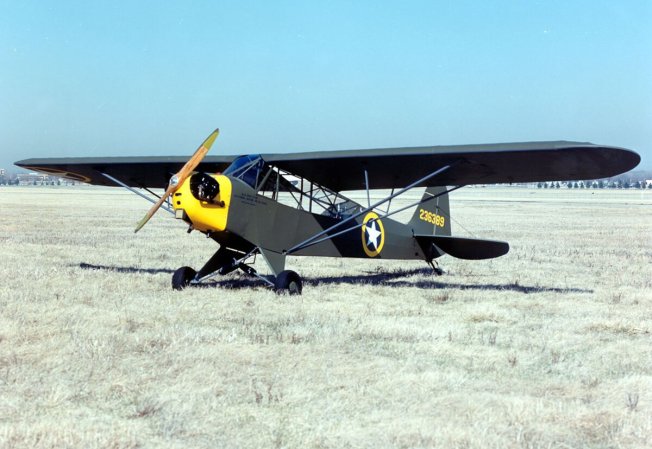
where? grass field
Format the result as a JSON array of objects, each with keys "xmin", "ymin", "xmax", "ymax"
[{"xmin": 1, "ymin": 185, "xmax": 650, "ymax": 448}]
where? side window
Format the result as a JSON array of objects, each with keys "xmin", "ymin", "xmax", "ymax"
[
  {"xmin": 241, "ymin": 159, "xmax": 263, "ymax": 189},
  {"xmin": 224, "ymin": 155, "xmax": 265, "ymax": 189}
]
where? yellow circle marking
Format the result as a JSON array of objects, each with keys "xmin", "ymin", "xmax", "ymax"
[{"xmin": 361, "ymin": 211, "xmax": 385, "ymax": 257}]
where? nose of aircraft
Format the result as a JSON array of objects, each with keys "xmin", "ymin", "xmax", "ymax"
[{"xmin": 134, "ymin": 128, "xmax": 219, "ymax": 233}]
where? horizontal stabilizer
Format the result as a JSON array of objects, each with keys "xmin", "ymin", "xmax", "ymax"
[{"xmin": 414, "ymin": 235, "xmax": 509, "ymax": 260}]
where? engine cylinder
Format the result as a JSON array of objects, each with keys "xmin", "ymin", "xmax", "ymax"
[{"xmin": 190, "ymin": 173, "xmax": 220, "ymax": 202}]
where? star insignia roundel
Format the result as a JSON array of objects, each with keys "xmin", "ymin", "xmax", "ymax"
[{"xmin": 361, "ymin": 212, "xmax": 385, "ymax": 257}]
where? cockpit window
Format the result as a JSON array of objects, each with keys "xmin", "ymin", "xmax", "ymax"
[
  {"xmin": 223, "ymin": 155, "xmax": 359, "ymax": 216},
  {"xmin": 224, "ymin": 154, "xmax": 264, "ymax": 189},
  {"xmin": 223, "ymin": 154, "xmax": 305, "ymax": 197}
]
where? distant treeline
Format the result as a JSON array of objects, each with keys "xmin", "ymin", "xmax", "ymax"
[
  {"xmin": 537, "ymin": 180, "xmax": 651, "ymax": 189},
  {"xmin": 0, "ymin": 176, "xmax": 78, "ymax": 186}
]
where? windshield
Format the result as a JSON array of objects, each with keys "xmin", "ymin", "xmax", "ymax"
[{"xmin": 223, "ymin": 154, "xmax": 264, "ymax": 189}]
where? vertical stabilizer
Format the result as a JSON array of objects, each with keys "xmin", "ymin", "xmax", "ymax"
[{"xmin": 408, "ymin": 186, "xmax": 451, "ymax": 236}]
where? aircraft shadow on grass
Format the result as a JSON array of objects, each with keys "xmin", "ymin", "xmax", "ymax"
[
  {"xmin": 78, "ymin": 263, "xmax": 592, "ymax": 294},
  {"xmin": 78, "ymin": 262, "xmax": 175, "ymax": 275}
]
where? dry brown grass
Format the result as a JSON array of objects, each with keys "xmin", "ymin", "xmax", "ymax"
[{"xmin": 0, "ymin": 185, "xmax": 650, "ymax": 448}]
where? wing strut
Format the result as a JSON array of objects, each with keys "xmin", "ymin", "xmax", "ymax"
[
  {"xmin": 284, "ymin": 161, "xmax": 461, "ymax": 255},
  {"xmin": 100, "ymin": 172, "xmax": 174, "ymax": 215},
  {"xmin": 364, "ymin": 170, "xmax": 371, "ymax": 208},
  {"xmin": 287, "ymin": 184, "xmax": 464, "ymax": 254},
  {"xmin": 377, "ymin": 184, "xmax": 465, "ymax": 224}
]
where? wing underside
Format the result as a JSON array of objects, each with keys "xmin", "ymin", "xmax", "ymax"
[
  {"xmin": 268, "ymin": 141, "xmax": 640, "ymax": 191},
  {"xmin": 13, "ymin": 156, "xmax": 236, "ymax": 188},
  {"xmin": 15, "ymin": 140, "xmax": 639, "ymax": 190}
]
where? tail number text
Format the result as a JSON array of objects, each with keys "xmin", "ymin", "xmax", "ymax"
[{"xmin": 419, "ymin": 209, "xmax": 445, "ymax": 228}]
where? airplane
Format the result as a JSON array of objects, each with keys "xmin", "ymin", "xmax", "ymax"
[{"xmin": 15, "ymin": 129, "xmax": 640, "ymax": 294}]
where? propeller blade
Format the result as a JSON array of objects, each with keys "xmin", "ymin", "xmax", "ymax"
[
  {"xmin": 134, "ymin": 128, "xmax": 219, "ymax": 233},
  {"xmin": 134, "ymin": 184, "xmax": 176, "ymax": 233}
]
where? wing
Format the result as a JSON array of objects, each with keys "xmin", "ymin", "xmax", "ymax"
[
  {"xmin": 15, "ymin": 140, "xmax": 639, "ymax": 190},
  {"xmin": 14, "ymin": 156, "xmax": 236, "ymax": 188},
  {"xmin": 263, "ymin": 141, "xmax": 640, "ymax": 191}
]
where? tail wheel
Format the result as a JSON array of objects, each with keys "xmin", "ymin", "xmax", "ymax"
[
  {"xmin": 172, "ymin": 266, "xmax": 197, "ymax": 290},
  {"xmin": 274, "ymin": 270, "xmax": 302, "ymax": 295}
]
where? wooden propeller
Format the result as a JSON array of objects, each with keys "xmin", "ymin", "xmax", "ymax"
[{"xmin": 134, "ymin": 129, "xmax": 219, "ymax": 233}]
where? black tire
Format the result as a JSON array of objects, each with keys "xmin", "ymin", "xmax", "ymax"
[
  {"xmin": 172, "ymin": 266, "xmax": 197, "ymax": 290},
  {"xmin": 274, "ymin": 270, "xmax": 302, "ymax": 295}
]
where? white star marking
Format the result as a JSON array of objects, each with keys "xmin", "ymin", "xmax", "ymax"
[{"xmin": 365, "ymin": 220, "xmax": 382, "ymax": 250}]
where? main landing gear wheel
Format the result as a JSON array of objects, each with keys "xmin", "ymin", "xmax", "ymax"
[
  {"xmin": 172, "ymin": 266, "xmax": 197, "ymax": 290},
  {"xmin": 274, "ymin": 270, "xmax": 302, "ymax": 295}
]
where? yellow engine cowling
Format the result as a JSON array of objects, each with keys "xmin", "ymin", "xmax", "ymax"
[{"xmin": 172, "ymin": 174, "xmax": 232, "ymax": 232}]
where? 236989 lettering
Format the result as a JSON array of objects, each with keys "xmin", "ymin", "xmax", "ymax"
[{"xmin": 419, "ymin": 209, "xmax": 445, "ymax": 227}]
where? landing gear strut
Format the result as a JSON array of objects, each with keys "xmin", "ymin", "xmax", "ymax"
[
  {"xmin": 171, "ymin": 246, "xmax": 303, "ymax": 294},
  {"xmin": 171, "ymin": 246, "xmax": 250, "ymax": 290}
]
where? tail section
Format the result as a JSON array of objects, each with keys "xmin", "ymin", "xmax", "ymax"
[
  {"xmin": 410, "ymin": 186, "xmax": 510, "ymax": 262},
  {"xmin": 408, "ymin": 186, "xmax": 451, "ymax": 236}
]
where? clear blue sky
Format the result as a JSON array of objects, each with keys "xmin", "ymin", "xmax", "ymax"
[{"xmin": 2, "ymin": 0, "xmax": 651, "ymax": 171}]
